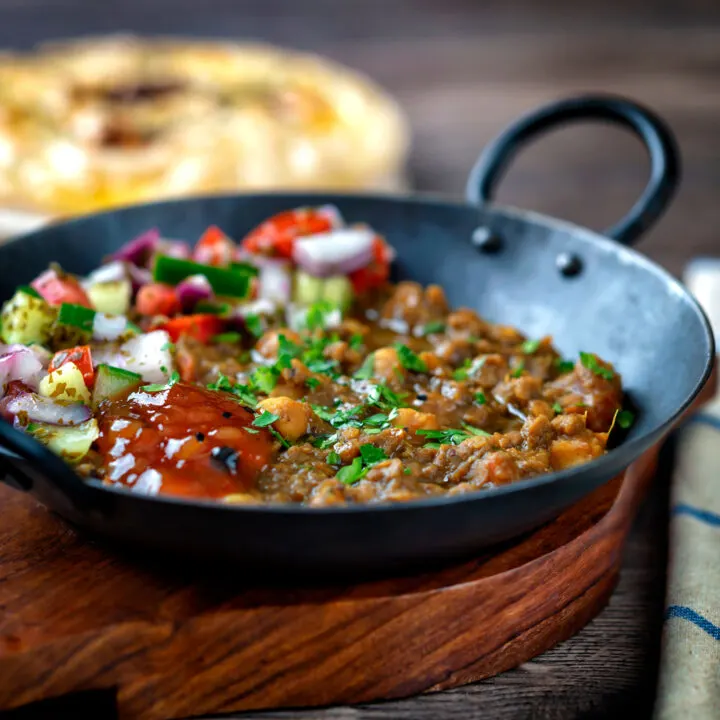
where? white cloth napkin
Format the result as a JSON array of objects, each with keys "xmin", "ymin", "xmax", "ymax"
[{"xmin": 655, "ymin": 259, "xmax": 720, "ymax": 719}]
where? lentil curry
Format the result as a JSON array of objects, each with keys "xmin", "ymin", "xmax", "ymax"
[{"xmin": 0, "ymin": 206, "xmax": 634, "ymax": 506}]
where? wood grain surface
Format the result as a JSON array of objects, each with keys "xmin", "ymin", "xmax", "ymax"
[
  {"xmin": 0, "ymin": 1, "xmax": 717, "ymax": 719},
  {"xmin": 0, "ymin": 449, "xmax": 658, "ymax": 720}
]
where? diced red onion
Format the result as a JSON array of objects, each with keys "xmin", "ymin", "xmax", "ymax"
[
  {"xmin": 176, "ymin": 274, "xmax": 213, "ymax": 312},
  {"xmin": 92, "ymin": 313, "xmax": 129, "ymax": 341},
  {"xmin": 6, "ymin": 392, "xmax": 92, "ymax": 426},
  {"xmin": 257, "ymin": 259, "xmax": 292, "ymax": 303},
  {"xmin": 92, "ymin": 330, "xmax": 172, "ymax": 383},
  {"xmin": 127, "ymin": 264, "xmax": 153, "ymax": 292},
  {"xmin": 112, "ymin": 228, "xmax": 161, "ymax": 266},
  {"xmin": 0, "ymin": 347, "xmax": 47, "ymax": 393},
  {"xmin": 82, "ymin": 260, "xmax": 128, "ymax": 288},
  {"xmin": 30, "ymin": 268, "xmax": 59, "ymax": 300},
  {"xmin": 292, "ymin": 228, "xmax": 375, "ymax": 278},
  {"xmin": 317, "ymin": 204, "xmax": 345, "ymax": 229}
]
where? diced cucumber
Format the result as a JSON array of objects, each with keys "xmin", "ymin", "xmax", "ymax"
[
  {"xmin": 0, "ymin": 290, "xmax": 55, "ymax": 345},
  {"xmin": 93, "ymin": 364, "xmax": 142, "ymax": 408},
  {"xmin": 294, "ymin": 270, "xmax": 325, "ymax": 305},
  {"xmin": 29, "ymin": 419, "xmax": 99, "ymax": 464},
  {"xmin": 321, "ymin": 275, "xmax": 354, "ymax": 311},
  {"xmin": 39, "ymin": 362, "xmax": 91, "ymax": 405},
  {"xmin": 87, "ymin": 279, "xmax": 131, "ymax": 315}
]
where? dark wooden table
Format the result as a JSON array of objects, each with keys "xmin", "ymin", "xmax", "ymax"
[{"xmin": 0, "ymin": 1, "xmax": 718, "ymax": 718}]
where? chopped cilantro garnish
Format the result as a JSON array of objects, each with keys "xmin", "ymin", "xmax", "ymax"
[
  {"xmin": 555, "ymin": 358, "xmax": 575, "ymax": 374},
  {"xmin": 359, "ymin": 444, "xmax": 388, "ymax": 465},
  {"xmin": 337, "ymin": 457, "xmax": 365, "ymax": 485},
  {"xmin": 474, "ymin": 391, "xmax": 486, "ymax": 405},
  {"xmin": 268, "ymin": 426, "xmax": 291, "ymax": 448},
  {"xmin": 510, "ymin": 360, "xmax": 525, "ymax": 378},
  {"xmin": 160, "ymin": 365, "xmax": 167, "ymax": 373},
  {"xmin": 454, "ymin": 356, "xmax": 486, "ymax": 381},
  {"xmin": 314, "ymin": 433, "xmax": 338, "ymax": 449},
  {"xmin": 244, "ymin": 313, "xmax": 264, "ymax": 338},
  {"xmin": 394, "ymin": 343, "xmax": 427, "ymax": 373},
  {"xmin": 327, "ymin": 451, "xmax": 341, "ymax": 465},
  {"xmin": 231, "ymin": 384, "xmax": 257, "ymax": 408},
  {"xmin": 579, "ymin": 352, "xmax": 614, "ymax": 380},
  {"xmin": 305, "ymin": 300, "xmax": 337, "ymax": 331},
  {"xmin": 521, "ymin": 339, "xmax": 540, "ymax": 354},
  {"xmin": 252, "ymin": 411, "xmax": 279, "ymax": 428},
  {"xmin": 207, "ymin": 373, "xmax": 233, "ymax": 392},
  {"xmin": 419, "ymin": 320, "xmax": 446, "ymax": 336},
  {"xmin": 305, "ymin": 358, "xmax": 338, "ymax": 375},
  {"xmin": 354, "ymin": 353, "xmax": 375, "ymax": 380},
  {"xmin": 250, "ymin": 366, "xmax": 279, "ymax": 394},
  {"xmin": 349, "ymin": 334, "xmax": 363, "ymax": 350},
  {"xmin": 367, "ymin": 383, "xmax": 405, "ymax": 410},
  {"xmin": 213, "ymin": 331, "xmax": 242, "ymax": 344},
  {"xmin": 245, "ymin": 427, "xmax": 260, "ymax": 434},
  {"xmin": 161, "ymin": 341, "xmax": 176, "ymax": 352},
  {"xmin": 617, "ymin": 409, "xmax": 635, "ymax": 429},
  {"xmin": 336, "ymin": 443, "xmax": 388, "ymax": 484},
  {"xmin": 141, "ymin": 370, "xmax": 180, "ymax": 393},
  {"xmin": 277, "ymin": 334, "xmax": 302, "ymax": 369},
  {"xmin": 306, "ymin": 377, "xmax": 320, "ymax": 390},
  {"xmin": 552, "ymin": 402, "xmax": 563, "ymax": 414},
  {"xmin": 417, "ymin": 424, "xmax": 490, "ymax": 447},
  {"xmin": 403, "ymin": 466, "xmax": 412, "ymax": 475}
]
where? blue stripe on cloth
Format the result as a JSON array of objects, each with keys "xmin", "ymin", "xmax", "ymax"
[
  {"xmin": 666, "ymin": 606, "xmax": 720, "ymax": 640},
  {"xmin": 672, "ymin": 503, "xmax": 720, "ymax": 527},
  {"xmin": 685, "ymin": 412, "xmax": 720, "ymax": 431}
]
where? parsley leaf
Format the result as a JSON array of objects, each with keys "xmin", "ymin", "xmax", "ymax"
[
  {"xmin": 207, "ymin": 373, "xmax": 233, "ymax": 392},
  {"xmin": 394, "ymin": 343, "xmax": 428, "ymax": 373},
  {"xmin": 252, "ymin": 411, "xmax": 280, "ymax": 428},
  {"xmin": 213, "ymin": 331, "xmax": 242, "ymax": 344},
  {"xmin": 417, "ymin": 424, "xmax": 490, "ymax": 447},
  {"xmin": 250, "ymin": 366, "xmax": 279, "ymax": 394},
  {"xmin": 367, "ymin": 383, "xmax": 405, "ymax": 410},
  {"xmin": 244, "ymin": 313, "xmax": 264, "ymax": 338},
  {"xmin": 305, "ymin": 300, "xmax": 337, "ymax": 331},
  {"xmin": 510, "ymin": 360, "xmax": 525, "ymax": 378},
  {"xmin": 161, "ymin": 341, "xmax": 176, "ymax": 352},
  {"xmin": 231, "ymin": 384, "xmax": 257, "ymax": 408},
  {"xmin": 521, "ymin": 339, "xmax": 540, "ymax": 354},
  {"xmin": 579, "ymin": 352, "xmax": 614, "ymax": 380},
  {"xmin": 617, "ymin": 409, "xmax": 635, "ymax": 429},
  {"xmin": 268, "ymin": 426, "xmax": 290, "ymax": 448},
  {"xmin": 141, "ymin": 370, "xmax": 180, "ymax": 392},
  {"xmin": 306, "ymin": 377, "xmax": 320, "ymax": 390},
  {"xmin": 337, "ymin": 457, "xmax": 365, "ymax": 485},
  {"xmin": 359, "ymin": 444, "xmax": 388, "ymax": 465},
  {"xmin": 353, "ymin": 353, "xmax": 375, "ymax": 380},
  {"xmin": 454, "ymin": 356, "xmax": 486, "ymax": 381},
  {"xmin": 419, "ymin": 320, "xmax": 446, "ymax": 336},
  {"xmin": 327, "ymin": 451, "xmax": 341, "ymax": 465},
  {"xmin": 474, "ymin": 391, "xmax": 486, "ymax": 405},
  {"xmin": 552, "ymin": 402, "xmax": 563, "ymax": 413},
  {"xmin": 555, "ymin": 358, "xmax": 575, "ymax": 374},
  {"xmin": 349, "ymin": 334, "xmax": 363, "ymax": 350},
  {"xmin": 403, "ymin": 466, "xmax": 412, "ymax": 475}
]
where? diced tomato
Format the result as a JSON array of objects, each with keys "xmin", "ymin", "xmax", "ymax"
[
  {"xmin": 175, "ymin": 346, "xmax": 198, "ymax": 382},
  {"xmin": 349, "ymin": 236, "xmax": 393, "ymax": 294},
  {"xmin": 193, "ymin": 226, "xmax": 235, "ymax": 266},
  {"xmin": 160, "ymin": 314, "xmax": 224, "ymax": 343},
  {"xmin": 240, "ymin": 207, "xmax": 338, "ymax": 259},
  {"xmin": 31, "ymin": 269, "xmax": 91, "ymax": 308},
  {"xmin": 49, "ymin": 345, "xmax": 95, "ymax": 388},
  {"xmin": 136, "ymin": 283, "xmax": 181, "ymax": 317}
]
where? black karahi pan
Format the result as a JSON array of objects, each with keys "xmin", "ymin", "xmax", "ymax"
[{"xmin": 0, "ymin": 95, "xmax": 712, "ymax": 578}]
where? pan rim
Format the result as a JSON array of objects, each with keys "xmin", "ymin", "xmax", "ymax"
[{"xmin": 0, "ymin": 192, "xmax": 713, "ymax": 516}]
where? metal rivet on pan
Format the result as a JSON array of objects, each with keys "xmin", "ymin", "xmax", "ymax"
[
  {"xmin": 556, "ymin": 252, "xmax": 583, "ymax": 277},
  {"xmin": 471, "ymin": 227, "xmax": 503, "ymax": 254}
]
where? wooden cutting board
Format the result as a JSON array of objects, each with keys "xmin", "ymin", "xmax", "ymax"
[{"xmin": 0, "ymin": 447, "xmax": 659, "ymax": 720}]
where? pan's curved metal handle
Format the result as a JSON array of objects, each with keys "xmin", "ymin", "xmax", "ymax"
[
  {"xmin": 0, "ymin": 418, "xmax": 105, "ymax": 514},
  {"xmin": 465, "ymin": 94, "xmax": 680, "ymax": 246}
]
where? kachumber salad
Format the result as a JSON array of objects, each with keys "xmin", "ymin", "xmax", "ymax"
[{"xmin": 0, "ymin": 206, "xmax": 634, "ymax": 506}]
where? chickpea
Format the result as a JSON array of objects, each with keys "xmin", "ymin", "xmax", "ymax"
[
  {"xmin": 391, "ymin": 408, "xmax": 439, "ymax": 432},
  {"xmin": 256, "ymin": 328, "xmax": 302, "ymax": 359},
  {"xmin": 373, "ymin": 347, "xmax": 404, "ymax": 383},
  {"xmin": 257, "ymin": 397, "xmax": 312, "ymax": 441}
]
